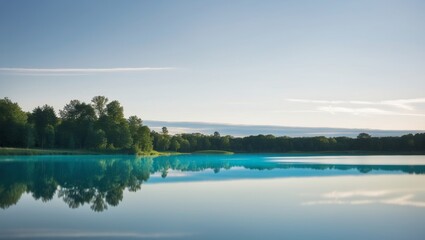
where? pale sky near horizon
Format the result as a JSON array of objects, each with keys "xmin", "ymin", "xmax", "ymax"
[{"xmin": 1, "ymin": 0, "xmax": 424, "ymax": 131}]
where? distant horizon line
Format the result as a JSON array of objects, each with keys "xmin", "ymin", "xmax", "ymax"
[{"xmin": 143, "ymin": 120, "xmax": 425, "ymax": 135}]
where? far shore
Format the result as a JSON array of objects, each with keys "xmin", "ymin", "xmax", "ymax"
[{"xmin": 1, "ymin": 147, "xmax": 425, "ymax": 156}]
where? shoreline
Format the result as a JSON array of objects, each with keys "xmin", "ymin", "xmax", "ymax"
[{"xmin": 1, "ymin": 147, "xmax": 424, "ymax": 156}]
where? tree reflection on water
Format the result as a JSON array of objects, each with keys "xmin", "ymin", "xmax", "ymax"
[{"xmin": 0, "ymin": 155, "xmax": 424, "ymax": 212}]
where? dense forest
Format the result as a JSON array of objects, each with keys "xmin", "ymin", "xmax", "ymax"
[
  {"xmin": 0, "ymin": 96, "xmax": 152, "ymax": 154},
  {"xmin": 1, "ymin": 96, "xmax": 424, "ymax": 154}
]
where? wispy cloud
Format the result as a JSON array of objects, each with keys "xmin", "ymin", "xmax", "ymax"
[
  {"xmin": 302, "ymin": 199, "xmax": 374, "ymax": 206},
  {"xmin": 287, "ymin": 98, "xmax": 425, "ymax": 110},
  {"xmin": 287, "ymin": 99, "xmax": 346, "ymax": 105},
  {"xmin": 353, "ymin": 98, "xmax": 425, "ymax": 111},
  {"xmin": 287, "ymin": 98, "xmax": 425, "ymax": 117},
  {"xmin": 0, "ymin": 67, "xmax": 177, "ymax": 75},
  {"xmin": 317, "ymin": 106, "xmax": 425, "ymax": 117}
]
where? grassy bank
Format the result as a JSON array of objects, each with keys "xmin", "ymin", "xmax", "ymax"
[
  {"xmin": 148, "ymin": 150, "xmax": 186, "ymax": 156},
  {"xmin": 1, "ymin": 147, "xmax": 423, "ymax": 156},
  {"xmin": 192, "ymin": 150, "xmax": 234, "ymax": 155},
  {"xmin": 0, "ymin": 147, "xmax": 188, "ymax": 156},
  {"xmin": 0, "ymin": 147, "xmax": 102, "ymax": 156}
]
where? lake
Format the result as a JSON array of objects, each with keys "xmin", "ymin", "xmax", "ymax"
[{"xmin": 1, "ymin": 154, "xmax": 424, "ymax": 239}]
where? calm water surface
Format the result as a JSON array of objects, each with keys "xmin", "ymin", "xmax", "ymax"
[{"xmin": 0, "ymin": 154, "xmax": 424, "ymax": 239}]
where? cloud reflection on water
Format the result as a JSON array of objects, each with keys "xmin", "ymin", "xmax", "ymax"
[
  {"xmin": 303, "ymin": 189, "xmax": 425, "ymax": 208},
  {"xmin": 0, "ymin": 229, "xmax": 194, "ymax": 239}
]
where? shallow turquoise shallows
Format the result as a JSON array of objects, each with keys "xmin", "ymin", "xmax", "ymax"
[{"xmin": 1, "ymin": 154, "xmax": 425, "ymax": 240}]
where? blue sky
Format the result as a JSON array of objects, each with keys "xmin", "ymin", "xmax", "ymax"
[{"xmin": 1, "ymin": 0, "xmax": 424, "ymax": 132}]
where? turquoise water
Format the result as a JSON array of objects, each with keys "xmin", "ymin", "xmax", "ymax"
[{"xmin": 0, "ymin": 154, "xmax": 424, "ymax": 239}]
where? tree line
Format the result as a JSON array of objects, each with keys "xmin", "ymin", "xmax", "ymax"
[
  {"xmin": 1, "ymin": 96, "xmax": 424, "ymax": 153},
  {"xmin": 152, "ymin": 129, "xmax": 425, "ymax": 153},
  {"xmin": 0, "ymin": 96, "xmax": 152, "ymax": 154}
]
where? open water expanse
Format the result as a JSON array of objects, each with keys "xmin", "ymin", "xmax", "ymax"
[{"xmin": 1, "ymin": 154, "xmax": 424, "ymax": 239}]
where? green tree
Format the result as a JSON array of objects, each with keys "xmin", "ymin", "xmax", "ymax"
[
  {"xmin": 28, "ymin": 105, "xmax": 57, "ymax": 148},
  {"xmin": 128, "ymin": 116, "xmax": 153, "ymax": 153},
  {"xmin": 58, "ymin": 100, "xmax": 97, "ymax": 148},
  {"xmin": 220, "ymin": 135, "xmax": 231, "ymax": 150},
  {"xmin": 169, "ymin": 137, "xmax": 181, "ymax": 151},
  {"xmin": 91, "ymin": 96, "xmax": 108, "ymax": 118},
  {"xmin": 162, "ymin": 127, "xmax": 169, "ymax": 135},
  {"xmin": 128, "ymin": 116, "xmax": 143, "ymax": 133},
  {"xmin": 59, "ymin": 100, "xmax": 81, "ymax": 120},
  {"xmin": 139, "ymin": 126, "xmax": 153, "ymax": 152},
  {"xmin": 106, "ymin": 101, "xmax": 125, "ymax": 122},
  {"xmin": 98, "ymin": 101, "xmax": 132, "ymax": 149},
  {"xmin": 356, "ymin": 133, "xmax": 372, "ymax": 150},
  {"xmin": 0, "ymin": 98, "xmax": 29, "ymax": 147},
  {"xmin": 357, "ymin": 133, "xmax": 372, "ymax": 139},
  {"xmin": 155, "ymin": 127, "xmax": 170, "ymax": 151},
  {"xmin": 86, "ymin": 129, "xmax": 107, "ymax": 149}
]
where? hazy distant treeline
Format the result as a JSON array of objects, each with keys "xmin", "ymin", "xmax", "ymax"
[
  {"xmin": 154, "ymin": 131, "xmax": 425, "ymax": 153},
  {"xmin": 1, "ymin": 97, "xmax": 424, "ymax": 153}
]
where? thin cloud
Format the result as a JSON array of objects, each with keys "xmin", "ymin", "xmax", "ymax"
[
  {"xmin": 287, "ymin": 98, "xmax": 425, "ymax": 117},
  {"xmin": 302, "ymin": 199, "xmax": 374, "ymax": 206},
  {"xmin": 317, "ymin": 106, "xmax": 425, "ymax": 117},
  {"xmin": 287, "ymin": 99, "xmax": 346, "ymax": 104},
  {"xmin": 381, "ymin": 98, "xmax": 425, "ymax": 111},
  {"xmin": 349, "ymin": 98, "xmax": 425, "ymax": 111},
  {"xmin": 318, "ymin": 106, "xmax": 391, "ymax": 115},
  {"xmin": 287, "ymin": 98, "xmax": 425, "ymax": 111},
  {"xmin": 0, "ymin": 67, "xmax": 177, "ymax": 75}
]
